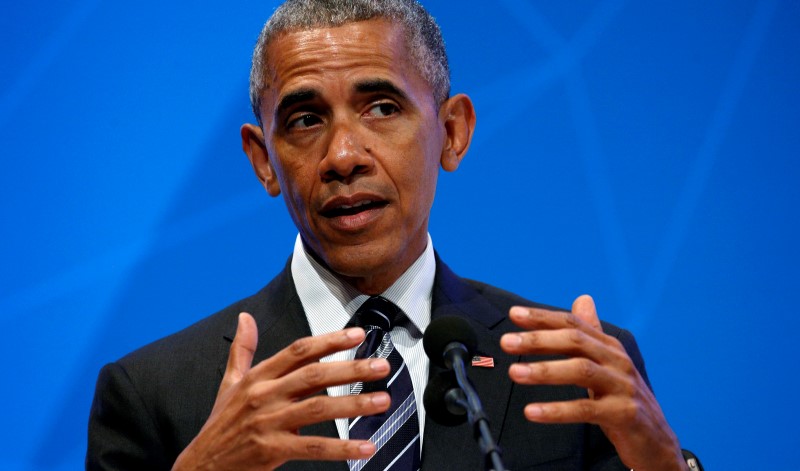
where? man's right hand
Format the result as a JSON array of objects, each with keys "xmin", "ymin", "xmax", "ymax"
[{"xmin": 172, "ymin": 312, "xmax": 391, "ymax": 470}]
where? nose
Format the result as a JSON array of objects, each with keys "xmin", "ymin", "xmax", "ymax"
[{"xmin": 318, "ymin": 120, "xmax": 373, "ymax": 183}]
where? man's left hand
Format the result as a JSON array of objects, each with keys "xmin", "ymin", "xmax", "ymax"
[{"xmin": 500, "ymin": 295, "xmax": 687, "ymax": 471}]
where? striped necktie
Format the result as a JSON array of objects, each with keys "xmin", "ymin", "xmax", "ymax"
[{"xmin": 347, "ymin": 296, "xmax": 421, "ymax": 471}]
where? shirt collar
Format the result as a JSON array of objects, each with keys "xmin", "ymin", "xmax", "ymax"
[{"xmin": 291, "ymin": 234, "xmax": 435, "ymax": 336}]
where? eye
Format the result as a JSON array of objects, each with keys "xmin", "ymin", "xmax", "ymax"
[
  {"xmin": 365, "ymin": 102, "xmax": 399, "ymax": 118},
  {"xmin": 287, "ymin": 113, "xmax": 322, "ymax": 130}
]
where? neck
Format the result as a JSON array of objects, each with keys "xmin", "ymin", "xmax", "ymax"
[{"xmin": 302, "ymin": 239, "xmax": 429, "ymax": 296}]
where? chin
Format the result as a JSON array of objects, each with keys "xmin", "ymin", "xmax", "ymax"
[
  {"xmin": 322, "ymin": 243, "xmax": 402, "ymax": 292},
  {"xmin": 325, "ymin": 246, "xmax": 388, "ymax": 277}
]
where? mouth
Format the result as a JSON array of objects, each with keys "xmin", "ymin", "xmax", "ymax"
[
  {"xmin": 319, "ymin": 194, "xmax": 390, "ymax": 231},
  {"xmin": 320, "ymin": 199, "xmax": 389, "ymax": 218}
]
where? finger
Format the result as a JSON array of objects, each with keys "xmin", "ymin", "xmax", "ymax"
[
  {"xmin": 250, "ymin": 328, "xmax": 366, "ymax": 380},
  {"xmin": 276, "ymin": 392, "xmax": 392, "ymax": 431},
  {"xmin": 254, "ymin": 358, "xmax": 391, "ymax": 402},
  {"xmin": 281, "ymin": 436, "xmax": 376, "ymax": 463},
  {"xmin": 503, "ymin": 304, "xmax": 613, "ymax": 349},
  {"xmin": 219, "ymin": 312, "xmax": 258, "ymax": 395},
  {"xmin": 508, "ymin": 358, "xmax": 629, "ymax": 394},
  {"xmin": 572, "ymin": 294, "xmax": 602, "ymax": 332},
  {"xmin": 521, "ymin": 396, "xmax": 628, "ymax": 426},
  {"xmin": 507, "ymin": 305, "xmax": 591, "ymax": 333},
  {"xmin": 500, "ymin": 327, "xmax": 621, "ymax": 366}
]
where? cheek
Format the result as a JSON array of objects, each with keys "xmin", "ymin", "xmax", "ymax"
[
  {"xmin": 417, "ymin": 135, "xmax": 444, "ymax": 183},
  {"xmin": 282, "ymin": 184, "xmax": 317, "ymax": 234},
  {"xmin": 272, "ymin": 158, "xmax": 317, "ymax": 214},
  {"xmin": 397, "ymin": 139, "xmax": 441, "ymax": 210},
  {"xmin": 285, "ymin": 178, "xmax": 316, "ymax": 216}
]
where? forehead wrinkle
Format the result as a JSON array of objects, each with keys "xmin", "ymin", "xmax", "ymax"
[
  {"xmin": 262, "ymin": 20, "xmax": 431, "ymax": 124},
  {"xmin": 269, "ymin": 22, "xmax": 398, "ymax": 78}
]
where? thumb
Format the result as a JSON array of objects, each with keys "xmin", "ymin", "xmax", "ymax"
[
  {"xmin": 572, "ymin": 294, "xmax": 602, "ymax": 332},
  {"xmin": 219, "ymin": 312, "xmax": 258, "ymax": 397}
]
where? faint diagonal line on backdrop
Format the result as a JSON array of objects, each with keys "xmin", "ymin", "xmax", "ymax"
[
  {"xmin": 498, "ymin": 0, "xmax": 627, "ymax": 56},
  {"xmin": 491, "ymin": 0, "xmax": 636, "ymax": 309},
  {"xmin": 473, "ymin": 0, "xmax": 626, "ymax": 148},
  {"xmin": 0, "ymin": 0, "xmax": 100, "ymax": 128},
  {"xmin": 0, "ymin": 189, "xmax": 263, "ymax": 320},
  {"xmin": 564, "ymin": 70, "xmax": 638, "ymax": 314},
  {"xmin": 629, "ymin": 0, "xmax": 780, "ymax": 331}
]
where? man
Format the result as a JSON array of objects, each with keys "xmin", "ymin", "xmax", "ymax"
[{"xmin": 87, "ymin": 1, "xmax": 693, "ymax": 470}]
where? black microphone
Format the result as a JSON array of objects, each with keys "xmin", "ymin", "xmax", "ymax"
[
  {"xmin": 423, "ymin": 370, "xmax": 467, "ymax": 426},
  {"xmin": 423, "ymin": 316, "xmax": 507, "ymax": 471},
  {"xmin": 423, "ymin": 316, "xmax": 478, "ymax": 369}
]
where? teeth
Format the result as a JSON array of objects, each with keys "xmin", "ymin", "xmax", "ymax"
[{"xmin": 338, "ymin": 200, "xmax": 372, "ymax": 209}]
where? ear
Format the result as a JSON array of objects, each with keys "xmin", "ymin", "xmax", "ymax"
[
  {"xmin": 439, "ymin": 94, "xmax": 476, "ymax": 172},
  {"xmin": 241, "ymin": 123, "xmax": 281, "ymax": 197}
]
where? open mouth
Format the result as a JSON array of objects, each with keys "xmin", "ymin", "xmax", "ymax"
[{"xmin": 321, "ymin": 199, "xmax": 388, "ymax": 218}]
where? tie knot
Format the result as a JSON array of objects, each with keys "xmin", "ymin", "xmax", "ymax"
[{"xmin": 351, "ymin": 296, "xmax": 402, "ymax": 331}]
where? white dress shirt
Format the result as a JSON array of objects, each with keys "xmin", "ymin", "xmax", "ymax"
[{"xmin": 291, "ymin": 234, "xmax": 435, "ymax": 444}]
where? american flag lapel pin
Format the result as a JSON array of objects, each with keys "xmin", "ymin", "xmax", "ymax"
[{"xmin": 471, "ymin": 354, "xmax": 494, "ymax": 368}]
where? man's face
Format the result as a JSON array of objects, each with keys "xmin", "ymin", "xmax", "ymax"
[{"xmin": 245, "ymin": 19, "xmax": 462, "ymax": 293}]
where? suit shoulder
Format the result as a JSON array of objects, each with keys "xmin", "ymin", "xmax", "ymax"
[
  {"xmin": 88, "ymin": 287, "xmax": 277, "ymax": 464},
  {"xmin": 462, "ymin": 278, "xmax": 563, "ymax": 312},
  {"xmin": 114, "ymin": 285, "xmax": 271, "ymax": 371},
  {"xmin": 460, "ymin": 277, "xmax": 628, "ymax": 338}
]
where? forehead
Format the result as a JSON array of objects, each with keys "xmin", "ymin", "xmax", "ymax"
[{"xmin": 259, "ymin": 19, "xmax": 431, "ymax": 116}]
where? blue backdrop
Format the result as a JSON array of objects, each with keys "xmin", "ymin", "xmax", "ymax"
[{"xmin": 2, "ymin": 1, "xmax": 798, "ymax": 469}]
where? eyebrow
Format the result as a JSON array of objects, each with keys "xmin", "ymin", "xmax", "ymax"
[
  {"xmin": 275, "ymin": 88, "xmax": 319, "ymax": 120},
  {"xmin": 273, "ymin": 79, "xmax": 409, "ymax": 121},
  {"xmin": 354, "ymin": 79, "xmax": 409, "ymax": 101}
]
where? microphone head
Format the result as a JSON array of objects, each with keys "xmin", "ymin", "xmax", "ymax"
[
  {"xmin": 423, "ymin": 370, "xmax": 468, "ymax": 426},
  {"xmin": 423, "ymin": 316, "xmax": 478, "ymax": 368}
]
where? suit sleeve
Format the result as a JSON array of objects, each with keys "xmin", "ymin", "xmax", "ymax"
[
  {"xmin": 86, "ymin": 362, "xmax": 172, "ymax": 471},
  {"xmin": 617, "ymin": 327, "xmax": 652, "ymax": 391}
]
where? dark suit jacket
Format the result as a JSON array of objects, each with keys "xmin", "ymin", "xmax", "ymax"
[{"xmin": 88, "ymin": 257, "xmax": 647, "ymax": 470}]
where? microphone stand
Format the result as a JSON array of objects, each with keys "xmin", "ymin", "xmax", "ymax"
[{"xmin": 446, "ymin": 343, "xmax": 507, "ymax": 471}]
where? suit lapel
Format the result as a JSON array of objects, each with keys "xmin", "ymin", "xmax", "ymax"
[
  {"xmin": 421, "ymin": 258, "xmax": 517, "ymax": 470},
  {"xmin": 215, "ymin": 256, "xmax": 515, "ymax": 470},
  {"xmin": 219, "ymin": 260, "xmax": 346, "ymax": 471}
]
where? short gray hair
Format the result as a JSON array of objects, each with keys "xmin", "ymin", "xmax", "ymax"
[{"xmin": 249, "ymin": 0, "xmax": 450, "ymax": 125}]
